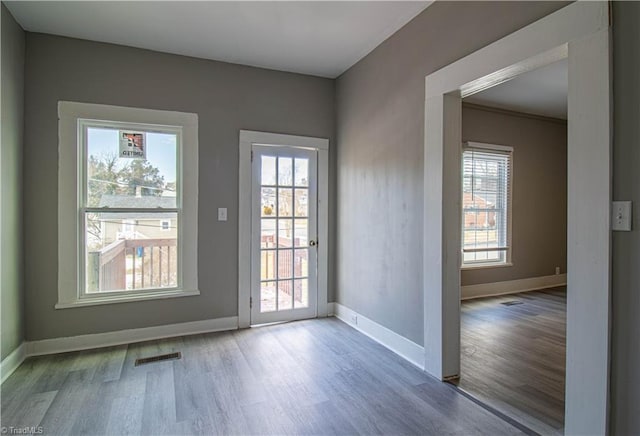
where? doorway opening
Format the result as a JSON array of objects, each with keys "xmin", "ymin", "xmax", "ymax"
[
  {"xmin": 423, "ymin": 3, "xmax": 610, "ymax": 433},
  {"xmin": 453, "ymin": 59, "xmax": 568, "ymax": 434}
]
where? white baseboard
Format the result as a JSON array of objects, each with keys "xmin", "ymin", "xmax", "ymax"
[
  {"xmin": 461, "ymin": 273, "xmax": 567, "ymax": 300},
  {"xmin": 333, "ymin": 303, "xmax": 424, "ymax": 370},
  {"xmin": 327, "ymin": 302, "xmax": 336, "ymax": 316},
  {"xmin": 1, "ymin": 342, "xmax": 27, "ymax": 384},
  {"xmin": 26, "ymin": 316, "xmax": 239, "ymax": 357}
]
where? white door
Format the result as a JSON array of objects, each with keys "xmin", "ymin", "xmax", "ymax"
[{"xmin": 251, "ymin": 145, "xmax": 318, "ymax": 324}]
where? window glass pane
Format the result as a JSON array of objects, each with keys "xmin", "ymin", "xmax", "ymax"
[
  {"xmin": 261, "ymin": 155, "xmax": 276, "ymax": 185},
  {"xmin": 294, "ymin": 219, "xmax": 308, "ymax": 247},
  {"xmin": 86, "ymin": 127, "xmax": 177, "ymax": 208},
  {"xmin": 294, "ymin": 189, "xmax": 308, "ymax": 217},
  {"xmin": 278, "ymin": 280, "xmax": 293, "ymax": 310},
  {"xmin": 294, "ymin": 249, "xmax": 308, "ymax": 278},
  {"xmin": 278, "ymin": 188, "xmax": 293, "ymax": 217},
  {"xmin": 278, "ymin": 219, "xmax": 293, "ymax": 248},
  {"xmin": 261, "ymin": 187, "xmax": 276, "ymax": 217},
  {"xmin": 294, "ymin": 279, "xmax": 309, "ymax": 308},
  {"xmin": 278, "ymin": 249, "xmax": 293, "ymax": 279},
  {"xmin": 260, "ymin": 250, "xmax": 276, "ymax": 281},
  {"xmin": 261, "ymin": 219, "xmax": 276, "ymax": 249},
  {"xmin": 278, "ymin": 157, "xmax": 293, "ymax": 186},
  {"xmin": 85, "ymin": 211, "xmax": 178, "ymax": 293},
  {"xmin": 294, "ymin": 158, "xmax": 309, "ymax": 187},
  {"xmin": 260, "ymin": 281, "xmax": 276, "ymax": 312}
]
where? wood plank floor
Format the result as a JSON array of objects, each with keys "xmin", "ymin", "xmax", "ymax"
[
  {"xmin": 454, "ymin": 288, "xmax": 567, "ymax": 435},
  {"xmin": 0, "ymin": 318, "xmax": 524, "ymax": 435}
]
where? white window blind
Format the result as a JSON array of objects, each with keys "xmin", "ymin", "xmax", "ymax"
[{"xmin": 461, "ymin": 145, "xmax": 512, "ymax": 265}]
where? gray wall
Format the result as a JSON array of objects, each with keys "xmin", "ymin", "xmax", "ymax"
[
  {"xmin": 611, "ymin": 1, "xmax": 640, "ymax": 433},
  {"xmin": 23, "ymin": 34, "xmax": 335, "ymax": 341},
  {"xmin": 335, "ymin": 1, "xmax": 567, "ymax": 345},
  {"xmin": 1, "ymin": 4, "xmax": 25, "ymax": 360},
  {"xmin": 461, "ymin": 105, "xmax": 567, "ymax": 287}
]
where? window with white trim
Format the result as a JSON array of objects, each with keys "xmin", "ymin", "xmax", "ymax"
[
  {"xmin": 461, "ymin": 143, "xmax": 512, "ymax": 267},
  {"xmin": 57, "ymin": 102, "xmax": 199, "ymax": 308}
]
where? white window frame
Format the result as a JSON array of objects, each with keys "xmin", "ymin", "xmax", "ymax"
[
  {"xmin": 461, "ymin": 141, "xmax": 513, "ymax": 269},
  {"xmin": 57, "ymin": 101, "xmax": 199, "ymax": 308}
]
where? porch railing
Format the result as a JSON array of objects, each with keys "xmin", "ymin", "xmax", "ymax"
[{"xmin": 88, "ymin": 238, "xmax": 177, "ymax": 292}]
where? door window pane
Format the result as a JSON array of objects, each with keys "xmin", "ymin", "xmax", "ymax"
[
  {"xmin": 261, "ymin": 219, "xmax": 276, "ymax": 249},
  {"xmin": 260, "ymin": 281, "xmax": 276, "ymax": 312},
  {"xmin": 294, "ymin": 189, "xmax": 308, "ymax": 217},
  {"xmin": 278, "ymin": 157, "xmax": 293, "ymax": 186},
  {"xmin": 294, "ymin": 249, "xmax": 308, "ymax": 278},
  {"xmin": 294, "ymin": 279, "xmax": 309, "ymax": 308},
  {"xmin": 278, "ymin": 219, "xmax": 293, "ymax": 248},
  {"xmin": 260, "ymin": 250, "xmax": 276, "ymax": 281},
  {"xmin": 261, "ymin": 188, "xmax": 276, "ymax": 217},
  {"xmin": 278, "ymin": 249, "xmax": 293, "ymax": 280},
  {"xmin": 278, "ymin": 281, "xmax": 293, "ymax": 310},
  {"xmin": 294, "ymin": 219, "xmax": 308, "ymax": 247},
  {"xmin": 294, "ymin": 158, "xmax": 309, "ymax": 187},
  {"xmin": 278, "ymin": 188, "xmax": 293, "ymax": 217},
  {"xmin": 261, "ymin": 156, "xmax": 276, "ymax": 185}
]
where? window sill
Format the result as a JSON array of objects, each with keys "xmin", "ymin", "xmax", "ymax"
[
  {"xmin": 461, "ymin": 262, "xmax": 513, "ymax": 271},
  {"xmin": 55, "ymin": 288, "xmax": 200, "ymax": 309}
]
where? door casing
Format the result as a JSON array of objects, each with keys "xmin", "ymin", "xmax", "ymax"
[
  {"xmin": 423, "ymin": 2, "xmax": 611, "ymax": 434},
  {"xmin": 238, "ymin": 130, "xmax": 329, "ymax": 328}
]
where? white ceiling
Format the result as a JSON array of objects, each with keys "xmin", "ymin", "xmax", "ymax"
[
  {"xmin": 5, "ymin": 1, "xmax": 432, "ymax": 78},
  {"xmin": 465, "ymin": 59, "xmax": 568, "ymax": 120}
]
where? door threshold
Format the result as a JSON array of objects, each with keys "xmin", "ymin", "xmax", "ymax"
[{"xmin": 445, "ymin": 381, "xmax": 541, "ymax": 436}]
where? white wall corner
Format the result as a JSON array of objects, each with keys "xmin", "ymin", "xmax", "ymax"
[
  {"xmin": 25, "ymin": 316, "xmax": 238, "ymax": 357},
  {"xmin": 333, "ymin": 303, "xmax": 424, "ymax": 370},
  {"xmin": 461, "ymin": 274, "xmax": 567, "ymax": 300},
  {"xmin": 327, "ymin": 302, "xmax": 336, "ymax": 316},
  {"xmin": 1, "ymin": 342, "xmax": 27, "ymax": 384}
]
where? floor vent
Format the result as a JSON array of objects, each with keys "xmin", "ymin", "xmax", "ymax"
[
  {"xmin": 135, "ymin": 352, "xmax": 181, "ymax": 366},
  {"xmin": 501, "ymin": 301, "xmax": 524, "ymax": 306}
]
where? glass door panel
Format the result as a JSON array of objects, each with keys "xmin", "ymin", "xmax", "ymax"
[{"xmin": 251, "ymin": 146, "xmax": 317, "ymax": 324}]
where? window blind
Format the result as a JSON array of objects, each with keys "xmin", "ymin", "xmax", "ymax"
[{"xmin": 461, "ymin": 147, "xmax": 511, "ymax": 264}]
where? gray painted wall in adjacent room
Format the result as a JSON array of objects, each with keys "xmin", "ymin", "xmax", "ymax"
[
  {"xmin": 23, "ymin": 34, "xmax": 335, "ymax": 341},
  {"xmin": 611, "ymin": 1, "xmax": 640, "ymax": 433},
  {"xmin": 335, "ymin": 1, "xmax": 568, "ymax": 345},
  {"xmin": 1, "ymin": 4, "xmax": 25, "ymax": 360},
  {"xmin": 461, "ymin": 105, "xmax": 567, "ymax": 288}
]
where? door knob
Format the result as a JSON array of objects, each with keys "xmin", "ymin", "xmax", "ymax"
[{"xmin": 309, "ymin": 239, "xmax": 317, "ymax": 246}]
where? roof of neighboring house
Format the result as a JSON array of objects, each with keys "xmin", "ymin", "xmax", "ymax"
[
  {"xmin": 98, "ymin": 194, "xmax": 176, "ymax": 219},
  {"xmin": 99, "ymin": 194, "xmax": 176, "ymax": 209}
]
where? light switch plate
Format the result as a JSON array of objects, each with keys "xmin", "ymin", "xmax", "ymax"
[
  {"xmin": 612, "ymin": 201, "xmax": 632, "ymax": 231},
  {"xmin": 218, "ymin": 207, "xmax": 227, "ymax": 222}
]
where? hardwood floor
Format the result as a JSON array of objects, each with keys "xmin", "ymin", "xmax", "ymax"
[
  {"xmin": 454, "ymin": 288, "xmax": 567, "ymax": 435},
  {"xmin": 0, "ymin": 318, "xmax": 524, "ymax": 435}
]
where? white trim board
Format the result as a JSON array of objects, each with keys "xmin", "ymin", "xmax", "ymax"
[
  {"xmin": 26, "ymin": 316, "xmax": 238, "ymax": 357},
  {"xmin": 1, "ymin": 343, "xmax": 27, "ymax": 384},
  {"xmin": 333, "ymin": 303, "xmax": 424, "ymax": 370},
  {"xmin": 424, "ymin": 2, "xmax": 610, "ymax": 433},
  {"xmin": 461, "ymin": 274, "xmax": 567, "ymax": 300}
]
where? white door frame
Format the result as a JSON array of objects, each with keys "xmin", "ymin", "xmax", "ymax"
[
  {"xmin": 423, "ymin": 2, "xmax": 610, "ymax": 434},
  {"xmin": 238, "ymin": 130, "xmax": 329, "ymax": 327}
]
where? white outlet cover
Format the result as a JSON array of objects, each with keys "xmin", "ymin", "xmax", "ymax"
[{"xmin": 218, "ymin": 207, "xmax": 228, "ymax": 222}]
